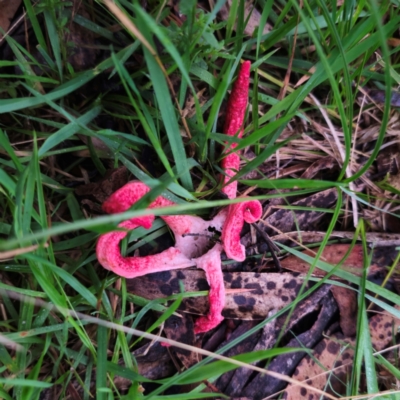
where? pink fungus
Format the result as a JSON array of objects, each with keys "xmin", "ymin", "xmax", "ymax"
[
  {"xmin": 221, "ymin": 200, "xmax": 263, "ymax": 261},
  {"xmin": 221, "ymin": 60, "xmax": 251, "ymax": 199},
  {"xmin": 96, "ymin": 61, "xmax": 262, "ymax": 334}
]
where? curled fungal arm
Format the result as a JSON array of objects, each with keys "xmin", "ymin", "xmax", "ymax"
[{"xmin": 221, "ymin": 200, "xmax": 263, "ymax": 262}]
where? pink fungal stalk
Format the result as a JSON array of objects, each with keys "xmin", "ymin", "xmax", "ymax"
[
  {"xmin": 96, "ymin": 61, "xmax": 262, "ymax": 334},
  {"xmin": 221, "ymin": 60, "xmax": 251, "ymax": 200}
]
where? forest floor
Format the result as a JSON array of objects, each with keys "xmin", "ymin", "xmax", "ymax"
[{"xmin": 1, "ymin": 1, "xmax": 400, "ymax": 399}]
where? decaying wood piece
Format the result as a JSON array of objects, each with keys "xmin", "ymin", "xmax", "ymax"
[
  {"xmin": 242, "ymin": 188, "xmax": 339, "ymax": 257},
  {"xmin": 279, "ymin": 244, "xmax": 365, "ymax": 277},
  {"xmin": 263, "ymin": 188, "xmax": 338, "ymax": 236},
  {"xmin": 133, "ymin": 342, "xmax": 175, "ymax": 380}
]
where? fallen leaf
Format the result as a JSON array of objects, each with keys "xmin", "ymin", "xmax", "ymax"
[
  {"xmin": 283, "ymin": 333, "xmax": 354, "ymax": 399},
  {"xmin": 300, "ymin": 156, "xmax": 337, "ymax": 179},
  {"xmin": 242, "ymin": 294, "xmax": 338, "ymax": 399},
  {"xmin": 330, "ymin": 285, "xmax": 357, "ymax": 337},
  {"xmin": 163, "ymin": 313, "xmax": 200, "ymax": 369},
  {"xmin": 283, "ymin": 306, "xmax": 400, "ymax": 398},
  {"xmin": 128, "ymin": 271, "xmax": 307, "ymax": 321},
  {"xmin": 279, "ymin": 243, "xmax": 365, "ymax": 277},
  {"xmin": 369, "ymin": 307, "xmax": 400, "ymax": 351},
  {"xmin": 219, "ymin": 0, "xmax": 271, "ymax": 36},
  {"xmin": 75, "ymin": 167, "xmax": 130, "ymax": 205},
  {"xmin": 0, "ymin": 0, "xmax": 21, "ymax": 40},
  {"xmin": 64, "ymin": 1, "xmax": 99, "ymax": 71}
]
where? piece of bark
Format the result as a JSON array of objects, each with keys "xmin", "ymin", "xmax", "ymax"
[
  {"xmin": 275, "ymin": 284, "xmax": 332, "ymax": 332},
  {"xmin": 215, "ymin": 285, "xmax": 332, "ymax": 397}
]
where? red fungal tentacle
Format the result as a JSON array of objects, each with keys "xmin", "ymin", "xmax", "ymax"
[
  {"xmin": 221, "ymin": 153, "xmax": 240, "ymax": 200},
  {"xmin": 102, "ymin": 181, "xmax": 200, "ymax": 237},
  {"xmin": 221, "ymin": 200, "xmax": 262, "ymax": 261},
  {"xmin": 102, "ymin": 181, "xmax": 152, "ymax": 214},
  {"xmin": 223, "ymin": 61, "xmax": 251, "ymax": 137},
  {"xmin": 102, "ymin": 181, "xmax": 175, "ymax": 213},
  {"xmin": 97, "ymin": 60, "xmax": 261, "ymax": 334},
  {"xmin": 96, "ymin": 220, "xmax": 194, "ymax": 278},
  {"xmin": 221, "ymin": 61, "xmax": 251, "ymax": 199},
  {"xmin": 193, "ymin": 244, "xmax": 225, "ymax": 334}
]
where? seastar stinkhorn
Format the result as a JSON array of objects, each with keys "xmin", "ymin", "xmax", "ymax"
[{"xmin": 96, "ymin": 61, "xmax": 262, "ymax": 333}]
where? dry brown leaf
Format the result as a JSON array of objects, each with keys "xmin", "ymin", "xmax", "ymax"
[
  {"xmin": 300, "ymin": 156, "xmax": 337, "ymax": 179},
  {"xmin": 283, "ymin": 333, "xmax": 355, "ymax": 399},
  {"xmin": 219, "ymin": 0, "xmax": 271, "ymax": 36},
  {"xmin": 330, "ymin": 285, "xmax": 357, "ymax": 337},
  {"xmin": 263, "ymin": 188, "xmax": 338, "ymax": 235},
  {"xmin": 64, "ymin": 2, "xmax": 99, "ymax": 71},
  {"xmin": 75, "ymin": 167, "xmax": 130, "ymax": 204},
  {"xmin": 242, "ymin": 294, "xmax": 338, "ymax": 399},
  {"xmin": 128, "ymin": 271, "xmax": 306, "ymax": 320},
  {"xmin": 279, "ymin": 243, "xmax": 364, "ymax": 277},
  {"xmin": 283, "ymin": 306, "xmax": 400, "ymax": 398},
  {"xmin": 0, "ymin": 0, "xmax": 21, "ymax": 40},
  {"xmin": 369, "ymin": 307, "xmax": 400, "ymax": 351},
  {"xmin": 163, "ymin": 313, "xmax": 200, "ymax": 369}
]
